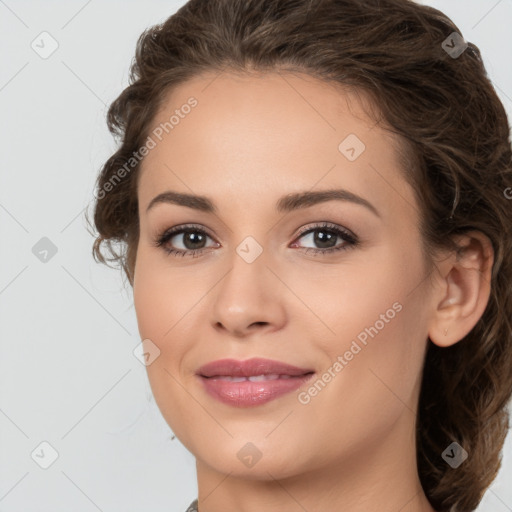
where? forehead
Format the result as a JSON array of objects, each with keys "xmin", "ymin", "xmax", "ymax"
[{"xmin": 138, "ymin": 71, "xmax": 414, "ymax": 218}]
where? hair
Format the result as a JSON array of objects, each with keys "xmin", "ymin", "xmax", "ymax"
[{"xmin": 87, "ymin": 0, "xmax": 512, "ymax": 510}]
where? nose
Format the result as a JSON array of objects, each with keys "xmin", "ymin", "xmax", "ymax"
[{"xmin": 210, "ymin": 250, "xmax": 287, "ymax": 338}]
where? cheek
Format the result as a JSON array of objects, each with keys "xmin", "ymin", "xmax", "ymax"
[
  {"xmin": 290, "ymin": 248, "xmax": 415, "ymax": 348},
  {"xmin": 133, "ymin": 247, "xmax": 198, "ymax": 341},
  {"xmin": 132, "ymin": 252, "xmax": 197, "ymax": 436},
  {"xmin": 133, "ymin": 249, "xmax": 207, "ymax": 396},
  {"xmin": 298, "ymin": 299, "xmax": 428, "ymax": 463},
  {"xmin": 133, "ymin": 253, "xmax": 165, "ymax": 341},
  {"xmin": 311, "ymin": 245, "xmax": 429, "ymax": 406}
]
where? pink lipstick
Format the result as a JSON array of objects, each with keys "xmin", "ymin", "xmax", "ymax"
[{"xmin": 196, "ymin": 357, "xmax": 315, "ymax": 407}]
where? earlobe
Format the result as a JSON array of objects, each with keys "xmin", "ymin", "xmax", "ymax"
[{"xmin": 428, "ymin": 231, "xmax": 494, "ymax": 348}]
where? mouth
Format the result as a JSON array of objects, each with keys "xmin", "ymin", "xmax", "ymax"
[
  {"xmin": 201, "ymin": 373, "xmax": 314, "ymax": 382},
  {"xmin": 196, "ymin": 358, "xmax": 315, "ymax": 408},
  {"xmin": 197, "ymin": 357, "xmax": 314, "ymax": 378}
]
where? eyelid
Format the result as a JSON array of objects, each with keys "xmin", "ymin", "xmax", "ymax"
[
  {"xmin": 293, "ymin": 222, "xmax": 356, "ymax": 240},
  {"xmin": 159, "ymin": 223, "xmax": 217, "ymax": 240}
]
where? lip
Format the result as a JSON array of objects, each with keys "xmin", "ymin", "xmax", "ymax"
[
  {"xmin": 197, "ymin": 357, "xmax": 314, "ymax": 378},
  {"xmin": 196, "ymin": 357, "xmax": 315, "ymax": 408}
]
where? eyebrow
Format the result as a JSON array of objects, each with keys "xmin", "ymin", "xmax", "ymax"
[{"xmin": 146, "ymin": 188, "xmax": 380, "ymax": 218}]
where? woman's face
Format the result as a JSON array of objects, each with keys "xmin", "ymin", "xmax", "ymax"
[{"xmin": 133, "ymin": 71, "xmax": 435, "ymax": 480}]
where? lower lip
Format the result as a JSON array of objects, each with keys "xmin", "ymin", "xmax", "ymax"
[{"xmin": 197, "ymin": 374, "xmax": 315, "ymax": 407}]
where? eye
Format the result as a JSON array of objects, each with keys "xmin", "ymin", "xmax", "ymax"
[
  {"xmin": 153, "ymin": 224, "xmax": 219, "ymax": 258},
  {"xmin": 290, "ymin": 222, "xmax": 359, "ymax": 256},
  {"xmin": 153, "ymin": 222, "xmax": 359, "ymax": 258}
]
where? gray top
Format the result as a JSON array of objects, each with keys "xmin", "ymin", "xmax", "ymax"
[{"xmin": 185, "ymin": 498, "xmax": 198, "ymax": 511}]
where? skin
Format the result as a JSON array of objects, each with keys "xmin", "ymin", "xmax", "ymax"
[{"xmin": 132, "ymin": 71, "xmax": 493, "ymax": 512}]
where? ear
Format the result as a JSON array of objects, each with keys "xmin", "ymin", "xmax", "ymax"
[{"xmin": 428, "ymin": 231, "xmax": 494, "ymax": 348}]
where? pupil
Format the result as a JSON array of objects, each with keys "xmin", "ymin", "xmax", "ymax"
[
  {"xmin": 314, "ymin": 230, "xmax": 336, "ymax": 249},
  {"xmin": 184, "ymin": 231, "xmax": 205, "ymax": 250}
]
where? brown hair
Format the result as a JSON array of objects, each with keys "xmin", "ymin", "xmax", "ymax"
[{"xmin": 87, "ymin": 1, "xmax": 512, "ymax": 510}]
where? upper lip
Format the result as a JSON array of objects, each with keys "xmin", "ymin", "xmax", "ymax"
[{"xmin": 197, "ymin": 357, "xmax": 314, "ymax": 378}]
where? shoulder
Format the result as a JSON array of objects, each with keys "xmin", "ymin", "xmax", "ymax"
[{"xmin": 185, "ymin": 498, "xmax": 198, "ymax": 512}]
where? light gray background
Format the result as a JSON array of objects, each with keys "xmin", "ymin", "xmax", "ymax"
[{"xmin": 0, "ymin": 1, "xmax": 511, "ymax": 511}]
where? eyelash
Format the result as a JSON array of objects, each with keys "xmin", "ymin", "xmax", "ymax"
[{"xmin": 153, "ymin": 222, "xmax": 359, "ymax": 258}]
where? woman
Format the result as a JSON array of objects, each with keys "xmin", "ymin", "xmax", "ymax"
[{"xmin": 88, "ymin": 0, "xmax": 512, "ymax": 510}]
